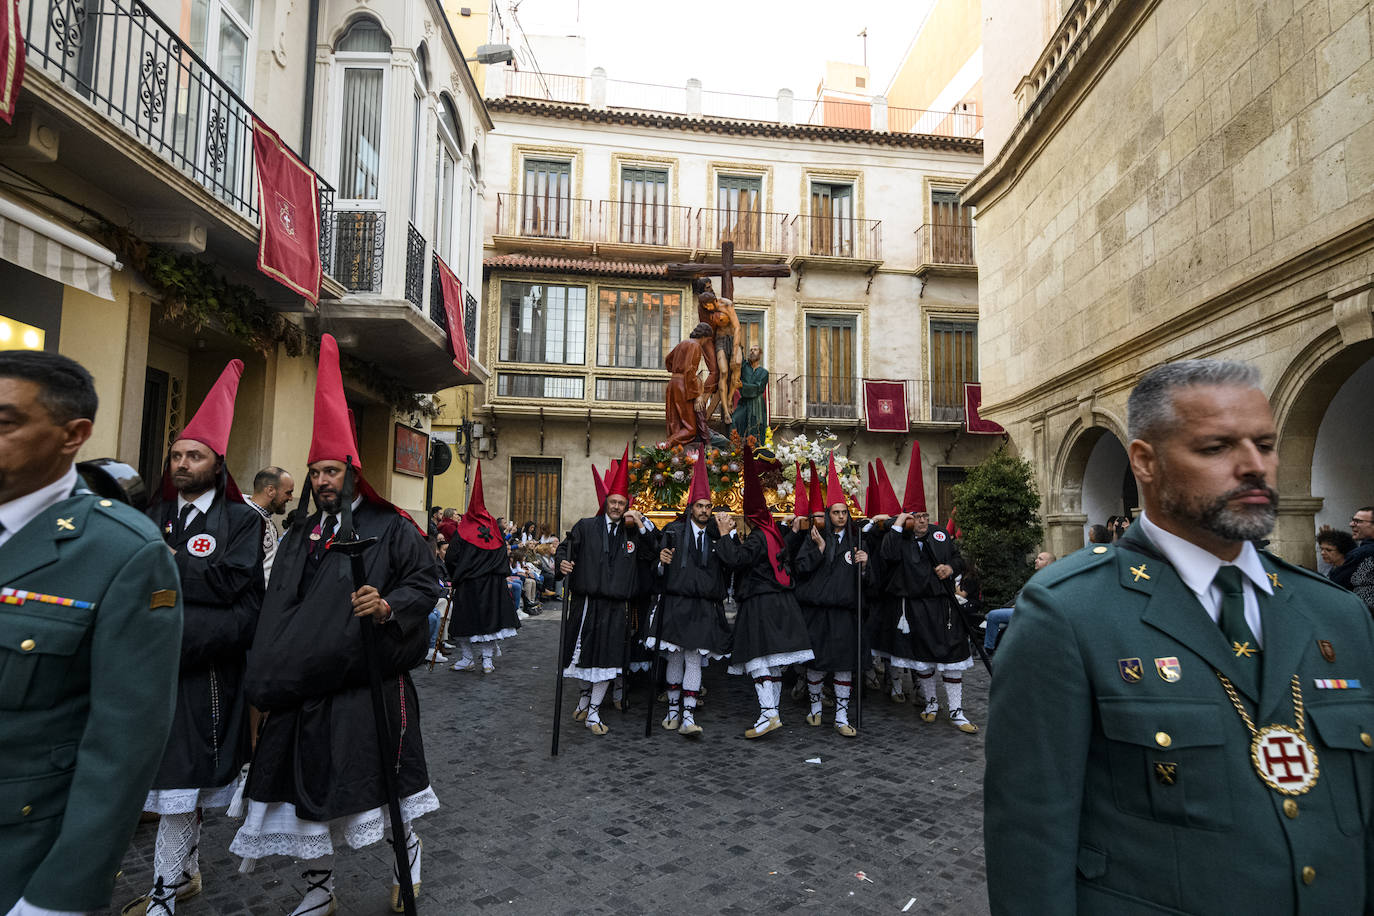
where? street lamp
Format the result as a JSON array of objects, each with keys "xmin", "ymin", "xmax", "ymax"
[{"xmin": 469, "ymin": 44, "xmax": 514, "ymax": 64}]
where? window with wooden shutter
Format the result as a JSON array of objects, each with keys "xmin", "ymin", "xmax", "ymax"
[
  {"xmin": 619, "ymin": 167, "xmax": 669, "ymax": 245},
  {"xmin": 931, "ymin": 189, "xmax": 974, "ymax": 265},
  {"xmin": 930, "ymin": 319, "xmax": 977, "ymax": 422},
  {"xmin": 521, "ymin": 159, "xmax": 572, "ymax": 238},
  {"xmin": 811, "ymin": 182, "xmax": 854, "ymax": 257},
  {"xmin": 717, "ymin": 175, "xmax": 762, "ymax": 250},
  {"xmin": 805, "ymin": 314, "xmax": 857, "ymax": 418}
]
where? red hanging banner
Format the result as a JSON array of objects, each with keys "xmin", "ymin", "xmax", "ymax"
[
  {"xmin": 0, "ymin": 0, "xmax": 26, "ymax": 125},
  {"xmin": 252, "ymin": 118, "xmax": 321, "ymax": 304},
  {"xmin": 863, "ymin": 379, "xmax": 908, "ymax": 432},
  {"xmin": 964, "ymin": 383, "xmax": 1006, "ymax": 434},
  {"xmin": 435, "ymin": 255, "xmax": 470, "ymax": 373}
]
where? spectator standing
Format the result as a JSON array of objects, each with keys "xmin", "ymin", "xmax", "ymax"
[{"xmin": 245, "ymin": 466, "xmax": 294, "ymax": 584}]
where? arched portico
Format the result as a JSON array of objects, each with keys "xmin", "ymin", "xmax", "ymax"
[{"xmin": 1049, "ymin": 415, "xmax": 1135, "ymax": 557}]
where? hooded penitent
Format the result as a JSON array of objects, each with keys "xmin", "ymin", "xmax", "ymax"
[
  {"xmin": 686, "ymin": 445, "xmax": 711, "ymax": 508},
  {"xmin": 604, "ymin": 445, "xmax": 631, "ymax": 504},
  {"xmin": 901, "ymin": 440, "xmax": 927, "ymax": 514},
  {"xmin": 807, "ymin": 461, "xmax": 824, "ymax": 517},
  {"xmin": 162, "ymin": 358, "xmax": 245, "ymax": 502},
  {"xmin": 793, "ymin": 464, "xmax": 809, "ymax": 518},
  {"xmin": 743, "ymin": 443, "xmax": 790, "ymax": 587},
  {"xmin": 592, "ymin": 464, "xmax": 606, "ymax": 507},
  {"xmin": 456, "ymin": 462, "xmax": 502, "ymax": 549},
  {"xmin": 864, "ymin": 462, "xmax": 876, "ymax": 518},
  {"xmin": 824, "ymin": 453, "xmax": 846, "ymax": 511},
  {"xmin": 874, "ymin": 458, "xmax": 903, "ymax": 517}
]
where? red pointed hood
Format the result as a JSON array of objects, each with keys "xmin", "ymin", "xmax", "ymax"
[
  {"xmin": 307, "ymin": 334, "xmax": 361, "ymax": 468},
  {"xmin": 824, "ymin": 452, "xmax": 845, "ymax": 510},
  {"xmin": 179, "ymin": 359, "xmax": 243, "ymax": 457},
  {"xmin": 743, "ymin": 443, "xmax": 790, "ymax": 587},
  {"xmin": 874, "ymin": 458, "xmax": 902, "ymax": 517},
  {"xmin": 901, "ymin": 441, "xmax": 927, "ymax": 513},
  {"xmin": 456, "ymin": 462, "xmax": 502, "ymax": 549},
  {"xmin": 686, "ymin": 445, "xmax": 710, "ymax": 506},
  {"xmin": 792, "ymin": 464, "xmax": 809, "ymax": 517},
  {"xmin": 864, "ymin": 462, "xmax": 876, "ymax": 518},
  {"xmin": 807, "ymin": 461, "xmax": 824, "ymax": 517},
  {"xmin": 604, "ymin": 445, "xmax": 631, "ymax": 502},
  {"xmin": 591, "ymin": 464, "xmax": 607, "ymax": 507}
]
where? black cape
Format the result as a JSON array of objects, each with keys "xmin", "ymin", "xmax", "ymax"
[
  {"xmin": 715, "ymin": 527, "xmax": 811, "ymax": 667},
  {"xmin": 445, "ymin": 538, "xmax": 519, "ymax": 639},
  {"xmin": 650, "ymin": 517, "xmax": 732, "ymax": 656},
  {"xmin": 556, "ymin": 515, "xmax": 654, "ymax": 670},
  {"xmin": 242, "ymin": 501, "xmax": 440, "ymax": 821},
  {"xmin": 792, "ymin": 522, "xmax": 872, "ymax": 671},
  {"xmin": 147, "ymin": 492, "xmax": 263, "ymax": 790},
  {"xmin": 874, "ymin": 526, "xmax": 968, "ymax": 664}
]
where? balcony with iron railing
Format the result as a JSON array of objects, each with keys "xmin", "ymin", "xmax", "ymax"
[
  {"xmin": 768, "ymin": 375, "xmax": 969, "ymax": 426},
  {"xmin": 696, "ymin": 208, "xmax": 794, "ymax": 259},
  {"xmin": 914, "ymin": 223, "xmax": 977, "ymax": 276},
  {"xmin": 406, "ymin": 222, "xmax": 428, "ymax": 308},
  {"xmin": 597, "ymin": 200, "xmax": 694, "ymax": 254},
  {"xmin": 21, "ymin": 0, "xmax": 337, "ymax": 291},
  {"xmin": 494, "ymin": 193, "xmax": 596, "ymax": 251},
  {"xmin": 789, "ymin": 216, "xmax": 883, "ymax": 269}
]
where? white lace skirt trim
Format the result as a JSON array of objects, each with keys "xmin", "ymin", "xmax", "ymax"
[
  {"xmin": 470, "ymin": 627, "xmax": 517, "ymax": 643},
  {"xmin": 227, "ymin": 785, "xmax": 439, "ymax": 862},
  {"xmin": 910, "ymin": 658, "xmax": 975, "ymax": 673},
  {"xmin": 728, "ymin": 648, "xmax": 815, "ymax": 677},
  {"xmin": 563, "ymin": 664, "xmax": 620, "ymax": 682},
  {"xmin": 643, "ymin": 638, "xmax": 724, "ymax": 659},
  {"xmin": 145, "ymin": 778, "xmax": 242, "ymax": 814}
]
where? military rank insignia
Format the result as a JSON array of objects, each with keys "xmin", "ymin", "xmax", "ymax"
[
  {"xmin": 1119, "ymin": 658, "xmax": 1144, "ymax": 683},
  {"xmin": 1155, "ymin": 657, "xmax": 1181, "ymax": 682},
  {"xmin": 149, "ymin": 589, "xmax": 177, "ymax": 609}
]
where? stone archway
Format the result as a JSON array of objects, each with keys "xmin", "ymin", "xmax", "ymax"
[
  {"xmin": 1270, "ymin": 333, "xmax": 1374, "ymax": 566},
  {"xmin": 1050, "ymin": 418, "xmax": 1133, "ymax": 557}
]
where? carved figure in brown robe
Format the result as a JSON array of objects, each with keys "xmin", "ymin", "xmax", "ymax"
[{"xmin": 665, "ymin": 323, "xmax": 714, "ymax": 447}]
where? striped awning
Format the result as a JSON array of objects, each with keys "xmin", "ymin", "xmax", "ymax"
[{"xmin": 0, "ymin": 194, "xmax": 121, "ymax": 300}]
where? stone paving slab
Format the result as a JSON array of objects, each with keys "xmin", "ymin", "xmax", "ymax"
[{"xmin": 106, "ymin": 606, "xmax": 990, "ymax": 914}]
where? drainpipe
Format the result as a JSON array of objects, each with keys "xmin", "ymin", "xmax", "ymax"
[{"xmin": 301, "ymin": 0, "xmax": 321, "ymax": 160}]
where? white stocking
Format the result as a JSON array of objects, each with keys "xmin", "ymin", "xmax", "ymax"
[
  {"xmin": 806, "ymin": 669, "xmax": 826, "ymax": 715},
  {"xmin": 587, "ymin": 679, "xmax": 610, "ymax": 724},
  {"xmin": 917, "ymin": 671, "xmax": 938, "ymax": 703},
  {"xmin": 665, "ymin": 652, "xmax": 685, "ymax": 713},
  {"xmin": 151, "ymin": 808, "xmax": 201, "ymax": 906},
  {"xmin": 834, "ymin": 671, "xmax": 853, "ymax": 725},
  {"xmin": 943, "ymin": 676, "xmax": 963, "ymax": 711},
  {"xmin": 290, "ymin": 854, "xmax": 335, "ymax": 916}
]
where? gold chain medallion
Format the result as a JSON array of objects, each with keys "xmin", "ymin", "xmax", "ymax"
[{"xmin": 1217, "ymin": 673, "xmax": 1320, "ymax": 796}]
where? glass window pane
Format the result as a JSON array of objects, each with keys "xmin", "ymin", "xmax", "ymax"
[
  {"xmin": 500, "ymin": 282, "xmax": 587, "ymax": 365},
  {"xmin": 338, "ymin": 17, "xmax": 390, "ymax": 53},
  {"xmin": 223, "ymin": 0, "xmax": 251, "ymax": 25},
  {"xmin": 217, "ymin": 18, "xmax": 248, "ymax": 95},
  {"xmin": 338, "ymin": 68, "xmax": 383, "ymax": 199}
]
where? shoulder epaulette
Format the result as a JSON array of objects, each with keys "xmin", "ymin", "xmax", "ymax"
[
  {"xmin": 1033, "ymin": 544, "xmax": 1116, "ymax": 588},
  {"xmin": 90, "ymin": 495, "xmax": 163, "ymax": 540}
]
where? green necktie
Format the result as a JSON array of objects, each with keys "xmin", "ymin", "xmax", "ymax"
[{"xmin": 1214, "ymin": 565, "xmax": 1261, "ymax": 693}]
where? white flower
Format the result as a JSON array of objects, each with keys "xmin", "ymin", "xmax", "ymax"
[{"xmin": 673, "ymin": 470, "xmax": 685, "ymax": 481}]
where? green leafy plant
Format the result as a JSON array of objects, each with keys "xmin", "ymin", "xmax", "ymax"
[{"xmin": 951, "ymin": 446, "xmax": 1044, "ymax": 606}]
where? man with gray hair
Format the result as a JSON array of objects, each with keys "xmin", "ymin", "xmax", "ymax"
[{"xmin": 985, "ymin": 359, "xmax": 1374, "ymax": 914}]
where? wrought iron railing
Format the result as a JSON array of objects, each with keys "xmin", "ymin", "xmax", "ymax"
[
  {"xmin": 791, "ymin": 215, "xmax": 883, "ymax": 260},
  {"xmin": 334, "ymin": 210, "xmax": 384, "ymax": 292},
  {"xmin": 495, "ymin": 192, "xmax": 595, "ymax": 241},
  {"xmin": 24, "ymin": 0, "xmax": 337, "ymax": 279},
  {"xmin": 696, "ymin": 208, "xmax": 792, "ymax": 257},
  {"xmin": 406, "ymin": 222, "xmax": 427, "ymax": 309},
  {"xmin": 767, "ymin": 376, "xmax": 961, "ymax": 425},
  {"xmin": 316, "ymin": 186, "xmax": 334, "ymax": 275},
  {"xmin": 915, "ymin": 223, "xmax": 976, "ymax": 268},
  {"xmin": 464, "ymin": 289, "xmax": 478, "ymax": 358},
  {"xmin": 429, "ymin": 254, "xmax": 445, "ymax": 330},
  {"xmin": 598, "ymin": 200, "xmax": 694, "ymax": 248}
]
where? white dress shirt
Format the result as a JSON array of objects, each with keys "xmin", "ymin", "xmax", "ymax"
[
  {"xmin": 174, "ymin": 488, "xmax": 216, "ymax": 528},
  {"xmin": 1137, "ymin": 512, "xmax": 1273, "ymax": 646},
  {"xmin": 0, "ymin": 466, "xmax": 78, "ymax": 550}
]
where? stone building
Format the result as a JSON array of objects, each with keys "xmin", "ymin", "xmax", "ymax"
[
  {"xmin": 966, "ymin": 0, "xmax": 1374, "ymax": 563},
  {"xmin": 3, "ymin": 0, "xmax": 486, "ymax": 515},
  {"xmin": 468, "ymin": 62, "xmax": 996, "ymax": 532}
]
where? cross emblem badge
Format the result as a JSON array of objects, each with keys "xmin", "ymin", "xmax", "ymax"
[
  {"xmin": 1268, "ymin": 572, "xmax": 1282, "ymax": 589},
  {"xmin": 477, "ymin": 524, "xmax": 493, "ymax": 543},
  {"xmin": 1233, "ymin": 641, "xmax": 1257, "ymax": 658},
  {"xmin": 1130, "ymin": 563, "xmax": 1150, "ymax": 581},
  {"xmin": 1154, "ymin": 762, "xmax": 1178, "ymax": 786},
  {"xmin": 56, "ymin": 517, "xmax": 75, "ymax": 531}
]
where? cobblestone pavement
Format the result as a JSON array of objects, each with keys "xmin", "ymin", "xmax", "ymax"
[{"xmin": 108, "ymin": 605, "xmax": 991, "ymax": 915}]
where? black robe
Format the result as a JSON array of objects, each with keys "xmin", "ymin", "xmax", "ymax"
[
  {"xmin": 792, "ymin": 523, "xmax": 872, "ymax": 672},
  {"xmin": 556, "ymin": 515, "xmax": 653, "ymax": 672},
  {"xmin": 147, "ymin": 493, "xmax": 263, "ymax": 791},
  {"xmin": 874, "ymin": 526, "xmax": 968, "ymax": 664},
  {"xmin": 649, "ymin": 517, "xmax": 732, "ymax": 656},
  {"xmin": 714, "ymin": 526, "xmax": 811, "ymax": 668},
  {"xmin": 445, "ymin": 538, "xmax": 518, "ymax": 639},
  {"xmin": 242, "ymin": 501, "xmax": 440, "ymax": 822}
]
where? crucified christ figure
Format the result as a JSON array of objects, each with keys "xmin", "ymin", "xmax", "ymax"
[{"xmin": 693, "ymin": 277, "xmax": 741, "ymax": 425}]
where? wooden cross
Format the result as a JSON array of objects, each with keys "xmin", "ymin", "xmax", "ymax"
[{"xmin": 664, "ymin": 241, "xmax": 790, "ymax": 301}]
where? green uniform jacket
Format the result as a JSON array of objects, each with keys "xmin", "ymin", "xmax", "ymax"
[
  {"xmin": 0, "ymin": 491, "xmax": 182, "ymax": 912},
  {"xmin": 985, "ymin": 533, "xmax": 1374, "ymax": 915}
]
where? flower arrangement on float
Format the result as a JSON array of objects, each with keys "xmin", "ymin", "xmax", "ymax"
[{"xmin": 771, "ymin": 431, "xmax": 862, "ymax": 513}]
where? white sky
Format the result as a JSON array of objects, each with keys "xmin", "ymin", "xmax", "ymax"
[{"xmin": 498, "ymin": 0, "xmax": 937, "ymax": 102}]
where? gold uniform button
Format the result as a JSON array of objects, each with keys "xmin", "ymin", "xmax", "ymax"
[
  {"xmin": 99, "ymin": 499, "xmax": 113, "ymax": 507},
  {"xmin": 20, "ymin": 805, "xmax": 31, "ymax": 816},
  {"xmin": 19, "ymin": 639, "xmax": 35, "ymax": 652},
  {"xmin": 1361, "ymin": 732, "xmax": 1372, "ymax": 747},
  {"xmin": 1154, "ymin": 731, "xmax": 1171, "ymax": 748},
  {"xmin": 1092, "ymin": 546, "xmax": 1108, "ymax": 554},
  {"xmin": 1283, "ymin": 799, "xmax": 1298, "ymax": 818},
  {"xmin": 1302, "ymin": 866, "xmax": 1316, "ymax": 885}
]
